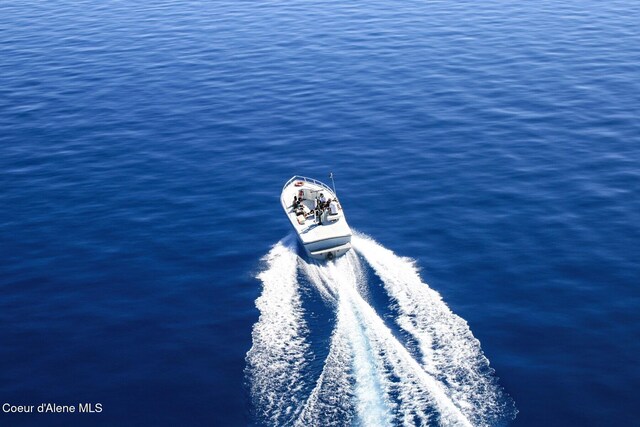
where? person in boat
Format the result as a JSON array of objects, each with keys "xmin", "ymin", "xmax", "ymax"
[
  {"xmin": 295, "ymin": 204, "xmax": 306, "ymax": 224},
  {"xmin": 315, "ymin": 203, "xmax": 323, "ymax": 225},
  {"xmin": 329, "ymin": 198, "xmax": 339, "ymax": 215},
  {"xmin": 298, "ymin": 189, "xmax": 305, "ymax": 201},
  {"xmin": 292, "ymin": 195, "xmax": 301, "ymax": 210},
  {"xmin": 318, "ymin": 192, "xmax": 327, "ymax": 209}
]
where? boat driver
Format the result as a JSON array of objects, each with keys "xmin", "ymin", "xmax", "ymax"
[{"xmin": 318, "ymin": 192, "xmax": 327, "ymax": 208}]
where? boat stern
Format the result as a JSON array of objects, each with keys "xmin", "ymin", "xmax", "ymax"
[{"xmin": 307, "ymin": 241, "xmax": 352, "ymax": 261}]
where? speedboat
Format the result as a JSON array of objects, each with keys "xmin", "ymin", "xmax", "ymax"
[{"xmin": 281, "ymin": 175, "xmax": 352, "ymax": 260}]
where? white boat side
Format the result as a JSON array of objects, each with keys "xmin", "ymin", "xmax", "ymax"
[{"xmin": 280, "ymin": 176, "xmax": 352, "ymax": 260}]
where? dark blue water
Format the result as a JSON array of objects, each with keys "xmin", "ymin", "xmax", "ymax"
[{"xmin": 1, "ymin": 0, "xmax": 639, "ymax": 425}]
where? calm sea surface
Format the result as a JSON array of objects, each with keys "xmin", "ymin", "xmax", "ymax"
[{"xmin": 1, "ymin": 0, "xmax": 639, "ymax": 426}]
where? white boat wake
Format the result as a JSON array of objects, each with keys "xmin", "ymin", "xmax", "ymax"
[{"xmin": 246, "ymin": 232, "xmax": 517, "ymax": 426}]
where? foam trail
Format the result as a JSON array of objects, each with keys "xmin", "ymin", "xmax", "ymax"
[
  {"xmin": 248, "ymin": 235, "xmax": 515, "ymax": 426},
  {"xmin": 300, "ymin": 254, "xmax": 394, "ymax": 427},
  {"xmin": 302, "ymin": 252, "xmax": 473, "ymax": 427},
  {"xmin": 245, "ymin": 239, "xmax": 310, "ymax": 425},
  {"xmin": 345, "ymin": 302, "xmax": 392, "ymax": 427},
  {"xmin": 345, "ymin": 278, "xmax": 471, "ymax": 426},
  {"xmin": 295, "ymin": 317, "xmax": 355, "ymax": 426},
  {"xmin": 353, "ymin": 233, "xmax": 517, "ymax": 426}
]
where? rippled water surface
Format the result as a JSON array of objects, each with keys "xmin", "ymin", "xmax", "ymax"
[{"xmin": 1, "ymin": 0, "xmax": 639, "ymax": 426}]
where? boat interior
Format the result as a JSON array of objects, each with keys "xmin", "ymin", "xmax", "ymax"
[{"xmin": 290, "ymin": 186, "xmax": 342, "ymax": 225}]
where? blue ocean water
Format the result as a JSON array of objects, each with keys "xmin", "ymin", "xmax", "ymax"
[{"xmin": 1, "ymin": 0, "xmax": 639, "ymax": 425}]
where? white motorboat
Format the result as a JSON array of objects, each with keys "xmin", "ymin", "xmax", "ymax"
[{"xmin": 280, "ymin": 175, "xmax": 352, "ymax": 260}]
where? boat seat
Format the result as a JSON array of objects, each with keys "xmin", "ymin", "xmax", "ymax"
[{"xmin": 327, "ymin": 212, "xmax": 340, "ymax": 222}]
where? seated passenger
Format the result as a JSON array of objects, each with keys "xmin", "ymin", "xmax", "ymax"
[
  {"xmin": 318, "ymin": 192, "xmax": 327, "ymax": 208},
  {"xmin": 292, "ymin": 195, "xmax": 299, "ymax": 209},
  {"xmin": 296, "ymin": 208, "xmax": 306, "ymax": 225},
  {"xmin": 298, "ymin": 189, "xmax": 305, "ymax": 200}
]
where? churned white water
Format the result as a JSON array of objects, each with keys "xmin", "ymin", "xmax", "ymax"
[
  {"xmin": 353, "ymin": 233, "xmax": 516, "ymax": 426},
  {"xmin": 245, "ymin": 238, "xmax": 311, "ymax": 425},
  {"xmin": 247, "ymin": 234, "xmax": 515, "ymax": 426}
]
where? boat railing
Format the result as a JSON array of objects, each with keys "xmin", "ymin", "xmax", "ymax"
[{"xmin": 283, "ymin": 175, "xmax": 334, "ymax": 194}]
